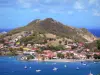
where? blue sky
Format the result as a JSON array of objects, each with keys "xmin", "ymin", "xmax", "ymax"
[{"xmin": 0, "ymin": 0, "xmax": 100, "ymax": 29}]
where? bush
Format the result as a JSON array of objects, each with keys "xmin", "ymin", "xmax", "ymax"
[
  {"xmin": 86, "ymin": 54, "xmax": 91, "ymax": 59},
  {"xmin": 57, "ymin": 53, "xmax": 64, "ymax": 59},
  {"xmin": 94, "ymin": 54, "xmax": 100, "ymax": 59},
  {"xmin": 96, "ymin": 40, "xmax": 100, "ymax": 50},
  {"xmin": 47, "ymin": 45, "xmax": 65, "ymax": 51},
  {"xmin": 7, "ymin": 52, "xmax": 17, "ymax": 56},
  {"xmin": 27, "ymin": 55, "xmax": 34, "ymax": 60}
]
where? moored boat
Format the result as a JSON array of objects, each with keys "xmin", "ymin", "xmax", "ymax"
[
  {"xmin": 53, "ymin": 67, "xmax": 58, "ymax": 71},
  {"xmin": 36, "ymin": 69, "xmax": 41, "ymax": 72}
]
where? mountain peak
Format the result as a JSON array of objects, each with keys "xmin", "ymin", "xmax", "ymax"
[
  {"xmin": 8, "ymin": 18, "xmax": 96, "ymax": 42},
  {"xmin": 44, "ymin": 18, "xmax": 55, "ymax": 22},
  {"xmin": 33, "ymin": 19, "xmax": 41, "ymax": 23}
]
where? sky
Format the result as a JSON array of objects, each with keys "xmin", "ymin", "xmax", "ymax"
[{"xmin": 0, "ymin": 0, "xmax": 100, "ymax": 29}]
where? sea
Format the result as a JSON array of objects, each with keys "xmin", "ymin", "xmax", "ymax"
[
  {"xmin": 0, "ymin": 56, "xmax": 100, "ymax": 75},
  {"xmin": 0, "ymin": 29, "xmax": 12, "ymax": 33}
]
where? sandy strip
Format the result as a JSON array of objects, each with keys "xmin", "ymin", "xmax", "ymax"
[{"xmin": 29, "ymin": 59, "xmax": 100, "ymax": 62}]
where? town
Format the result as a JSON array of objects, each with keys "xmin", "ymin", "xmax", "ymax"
[{"xmin": 0, "ymin": 30, "xmax": 100, "ymax": 62}]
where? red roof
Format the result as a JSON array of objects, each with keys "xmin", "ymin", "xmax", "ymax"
[{"xmin": 32, "ymin": 48, "xmax": 38, "ymax": 50}]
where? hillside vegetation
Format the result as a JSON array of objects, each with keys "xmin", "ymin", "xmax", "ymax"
[{"xmin": 7, "ymin": 18, "xmax": 96, "ymax": 43}]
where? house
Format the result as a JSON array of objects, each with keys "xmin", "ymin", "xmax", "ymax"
[
  {"xmin": 0, "ymin": 44, "xmax": 4, "ymax": 49},
  {"xmin": 34, "ymin": 44, "xmax": 46, "ymax": 48},
  {"xmin": 43, "ymin": 50, "xmax": 55, "ymax": 59},
  {"xmin": 64, "ymin": 45, "xmax": 72, "ymax": 49},
  {"xmin": 74, "ymin": 53, "xmax": 86, "ymax": 59},
  {"xmin": 27, "ymin": 44, "xmax": 32, "ymax": 48},
  {"xmin": 23, "ymin": 47, "xmax": 31, "ymax": 51},
  {"xmin": 85, "ymin": 48, "xmax": 90, "ymax": 52},
  {"xmin": 23, "ymin": 51, "xmax": 35, "ymax": 55},
  {"xmin": 31, "ymin": 48, "xmax": 38, "ymax": 51},
  {"xmin": 93, "ymin": 52, "xmax": 100, "ymax": 55},
  {"xmin": 78, "ymin": 42, "xmax": 84, "ymax": 47}
]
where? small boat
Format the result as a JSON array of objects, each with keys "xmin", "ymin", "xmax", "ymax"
[
  {"xmin": 36, "ymin": 70, "xmax": 41, "ymax": 72},
  {"xmin": 76, "ymin": 67, "xmax": 79, "ymax": 70},
  {"xmin": 94, "ymin": 62, "xmax": 97, "ymax": 64},
  {"xmin": 52, "ymin": 63, "xmax": 56, "ymax": 65},
  {"xmin": 83, "ymin": 63, "xmax": 87, "ymax": 65},
  {"xmin": 29, "ymin": 67, "xmax": 31, "ymax": 68},
  {"xmin": 88, "ymin": 71, "xmax": 93, "ymax": 75},
  {"xmin": 9, "ymin": 57, "xmax": 11, "ymax": 58},
  {"xmin": 53, "ymin": 67, "xmax": 58, "ymax": 71},
  {"xmin": 64, "ymin": 65, "xmax": 67, "ymax": 67},
  {"xmin": 24, "ymin": 66, "xmax": 27, "ymax": 69}
]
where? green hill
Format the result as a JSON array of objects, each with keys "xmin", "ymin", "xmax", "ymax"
[{"xmin": 8, "ymin": 18, "xmax": 96, "ymax": 42}]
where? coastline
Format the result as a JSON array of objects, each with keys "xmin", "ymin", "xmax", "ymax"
[
  {"xmin": 29, "ymin": 59, "xmax": 100, "ymax": 63},
  {"xmin": 0, "ymin": 56, "xmax": 100, "ymax": 63}
]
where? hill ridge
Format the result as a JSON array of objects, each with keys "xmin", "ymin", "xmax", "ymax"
[{"xmin": 8, "ymin": 18, "xmax": 96, "ymax": 42}]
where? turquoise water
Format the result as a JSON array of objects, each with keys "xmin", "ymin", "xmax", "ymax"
[{"xmin": 0, "ymin": 57, "xmax": 100, "ymax": 75}]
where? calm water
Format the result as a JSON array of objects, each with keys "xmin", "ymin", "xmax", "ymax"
[{"xmin": 0, "ymin": 56, "xmax": 100, "ymax": 75}]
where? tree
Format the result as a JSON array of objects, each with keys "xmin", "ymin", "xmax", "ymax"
[
  {"xmin": 19, "ymin": 47, "xmax": 23, "ymax": 51},
  {"xmin": 65, "ymin": 40, "xmax": 68, "ymax": 45},
  {"xmin": 57, "ymin": 53, "xmax": 64, "ymax": 59},
  {"xmin": 0, "ymin": 39, "xmax": 5, "ymax": 43},
  {"xmin": 59, "ymin": 40, "xmax": 62, "ymax": 44},
  {"xmin": 27, "ymin": 55, "xmax": 34, "ymax": 60},
  {"xmin": 70, "ymin": 53, "xmax": 74, "ymax": 58},
  {"xmin": 94, "ymin": 54, "xmax": 100, "ymax": 59},
  {"xmin": 86, "ymin": 54, "xmax": 91, "ymax": 59},
  {"xmin": 36, "ymin": 49, "xmax": 42, "ymax": 54},
  {"xmin": 96, "ymin": 40, "xmax": 100, "ymax": 50},
  {"xmin": 66, "ymin": 53, "xmax": 70, "ymax": 58},
  {"xmin": 46, "ymin": 45, "xmax": 65, "ymax": 51},
  {"xmin": 9, "ymin": 48, "xmax": 17, "ymax": 56}
]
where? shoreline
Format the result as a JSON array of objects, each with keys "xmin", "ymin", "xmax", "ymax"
[
  {"xmin": 0, "ymin": 56, "xmax": 100, "ymax": 63},
  {"xmin": 29, "ymin": 59, "xmax": 100, "ymax": 63}
]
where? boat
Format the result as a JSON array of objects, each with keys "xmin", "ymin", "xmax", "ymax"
[
  {"xmin": 53, "ymin": 67, "xmax": 58, "ymax": 71},
  {"xmin": 83, "ymin": 63, "xmax": 87, "ymax": 65},
  {"xmin": 94, "ymin": 62, "xmax": 97, "ymax": 64},
  {"xmin": 36, "ymin": 70, "xmax": 41, "ymax": 72},
  {"xmin": 24, "ymin": 66, "xmax": 27, "ymax": 69},
  {"xmin": 88, "ymin": 71, "xmax": 93, "ymax": 75},
  {"xmin": 76, "ymin": 67, "xmax": 79, "ymax": 70},
  {"xmin": 64, "ymin": 65, "xmax": 67, "ymax": 67},
  {"xmin": 9, "ymin": 57, "xmax": 11, "ymax": 58},
  {"xmin": 52, "ymin": 63, "xmax": 56, "ymax": 65},
  {"xmin": 29, "ymin": 67, "xmax": 31, "ymax": 68}
]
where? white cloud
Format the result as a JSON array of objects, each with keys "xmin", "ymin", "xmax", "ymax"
[
  {"xmin": 74, "ymin": 0, "xmax": 85, "ymax": 10},
  {"xmin": 17, "ymin": 0, "xmax": 39, "ymax": 8},
  {"xmin": 89, "ymin": 0, "xmax": 100, "ymax": 8},
  {"xmin": 93, "ymin": 9, "xmax": 100, "ymax": 16},
  {"xmin": 48, "ymin": 9, "xmax": 64, "ymax": 14},
  {"xmin": 33, "ymin": 8, "xmax": 40, "ymax": 12},
  {"xmin": 89, "ymin": 0, "xmax": 96, "ymax": 5},
  {"xmin": 48, "ymin": 9, "xmax": 57, "ymax": 13},
  {"xmin": 94, "ymin": 12, "xmax": 100, "ymax": 16},
  {"xmin": 67, "ymin": 11, "xmax": 73, "ymax": 14},
  {"xmin": 44, "ymin": 0, "xmax": 52, "ymax": 3}
]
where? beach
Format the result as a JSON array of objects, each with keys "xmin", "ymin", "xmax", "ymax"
[{"xmin": 29, "ymin": 59, "xmax": 100, "ymax": 63}]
